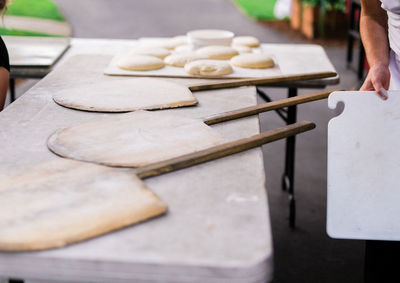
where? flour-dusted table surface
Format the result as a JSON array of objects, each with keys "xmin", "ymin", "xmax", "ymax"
[{"xmin": 0, "ymin": 39, "xmax": 273, "ymax": 282}]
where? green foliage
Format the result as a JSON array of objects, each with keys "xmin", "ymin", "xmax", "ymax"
[
  {"xmin": 0, "ymin": 27, "xmax": 61, "ymax": 36},
  {"xmin": 232, "ymin": 0, "xmax": 278, "ymax": 20},
  {"xmin": 0, "ymin": 0, "xmax": 66, "ymax": 36},
  {"xmin": 6, "ymin": 0, "xmax": 65, "ymax": 21},
  {"xmin": 302, "ymin": 0, "xmax": 320, "ymax": 6},
  {"xmin": 301, "ymin": 0, "xmax": 346, "ymax": 11}
]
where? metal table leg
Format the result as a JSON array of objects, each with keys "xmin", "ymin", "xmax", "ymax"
[
  {"xmin": 256, "ymin": 87, "xmax": 298, "ymax": 228},
  {"xmin": 9, "ymin": 78, "xmax": 15, "ymax": 102},
  {"xmin": 283, "ymin": 88, "xmax": 298, "ymax": 228},
  {"xmin": 256, "ymin": 87, "xmax": 288, "ymax": 122}
]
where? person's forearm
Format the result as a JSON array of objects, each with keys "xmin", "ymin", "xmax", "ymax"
[{"xmin": 360, "ymin": 0, "xmax": 389, "ymax": 68}]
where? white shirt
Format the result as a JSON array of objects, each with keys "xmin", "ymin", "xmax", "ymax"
[{"xmin": 381, "ymin": 0, "xmax": 400, "ymax": 89}]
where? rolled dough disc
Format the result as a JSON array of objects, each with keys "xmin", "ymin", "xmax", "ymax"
[
  {"xmin": 0, "ymin": 159, "xmax": 167, "ymax": 251},
  {"xmin": 53, "ymin": 78, "xmax": 198, "ymax": 112},
  {"xmin": 232, "ymin": 44, "xmax": 252, "ymax": 54},
  {"xmin": 232, "ymin": 36, "xmax": 260, "ymax": 48},
  {"xmin": 117, "ymin": 54, "xmax": 164, "ymax": 71},
  {"xmin": 47, "ymin": 110, "xmax": 227, "ymax": 167},
  {"xmin": 164, "ymin": 52, "xmax": 208, "ymax": 67},
  {"xmin": 230, "ymin": 53, "xmax": 275, "ymax": 69},
  {"xmin": 170, "ymin": 35, "xmax": 188, "ymax": 47},
  {"xmin": 184, "ymin": 59, "xmax": 233, "ymax": 77},
  {"xmin": 139, "ymin": 37, "xmax": 186, "ymax": 50},
  {"xmin": 175, "ymin": 45, "xmax": 193, "ymax": 53},
  {"xmin": 128, "ymin": 47, "xmax": 171, "ymax": 59},
  {"xmin": 196, "ymin": 45, "xmax": 238, "ymax": 60}
]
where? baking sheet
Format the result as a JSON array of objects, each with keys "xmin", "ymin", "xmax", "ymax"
[{"xmin": 104, "ymin": 43, "xmax": 336, "ymax": 79}]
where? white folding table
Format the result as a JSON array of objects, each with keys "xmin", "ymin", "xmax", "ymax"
[{"xmin": 0, "ymin": 39, "xmax": 272, "ymax": 283}]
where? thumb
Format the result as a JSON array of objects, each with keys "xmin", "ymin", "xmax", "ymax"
[{"xmin": 373, "ymin": 81, "xmax": 388, "ymax": 100}]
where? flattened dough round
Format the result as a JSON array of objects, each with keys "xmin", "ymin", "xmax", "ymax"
[
  {"xmin": 140, "ymin": 36, "xmax": 187, "ymax": 50},
  {"xmin": 232, "ymin": 44, "xmax": 252, "ymax": 54},
  {"xmin": 128, "ymin": 47, "xmax": 171, "ymax": 59},
  {"xmin": 232, "ymin": 36, "xmax": 260, "ymax": 48},
  {"xmin": 196, "ymin": 45, "xmax": 238, "ymax": 60},
  {"xmin": 230, "ymin": 53, "xmax": 275, "ymax": 69},
  {"xmin": 164, "ymin": 52, "xmax": 208, "ymax": 67},
  {"xmin": 117, "ymin": 54, "xmax": 164, "ymax": 71},
  {"xmin": 184, "ymin": 59, "xmax": 233, "ymax": 77},
  {"xmin": 53, "ymin": 78, "xmax": 198, "ymax": 112},
  {"xmin": 174, "ymin": 45, "xmax": 192, "ymax": 53},
  {"xmin": 170, "ymin": 35, "xmax": 188, "ymax": 47},
  {"xmin": 47, "ymin": 110, "xmax": 227, "ymax": 167}
]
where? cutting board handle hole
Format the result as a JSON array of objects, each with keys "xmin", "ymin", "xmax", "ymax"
[{"xmin": 331, "ymin": 101, "xmax": 345, "ymax": 117}]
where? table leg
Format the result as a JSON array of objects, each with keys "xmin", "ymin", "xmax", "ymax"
[
  {"xmin": 256, "ymin": 87, "xmax": 288, "ymax": 124},
  {"xmin": 256, "ymin": 87, "xmax": 298, "ymax": 227},
  {"xmin": 283, "ymin": 88, "xmax": 297, "ymax": 228},
  {"xmin": 9, "ymin": 78, "xmax": 15, "ymax": 103},
  {"xmin": 364, "ymin": 240, "xmax": 400, "ymax": 282}
]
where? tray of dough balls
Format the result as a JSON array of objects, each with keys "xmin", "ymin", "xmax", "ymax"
[{"xmin": 104, "ymin": 30, "xmax": 336, "ymax": 79}]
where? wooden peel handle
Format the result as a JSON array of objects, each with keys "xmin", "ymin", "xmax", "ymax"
[
  {"xmin": 188, "ymin": 72, "xmax": 337, "ymax": 92},
  {"xmin": 136, "ymin": 121, "xmax": 315, "ymax": 179},
  {"xmin": 203, "ymin": 88, "xmax": 341, "ymax": 125}
]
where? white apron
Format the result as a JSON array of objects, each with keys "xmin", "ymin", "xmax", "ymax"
[{"xmin": 381, "ymin": 0, "xmax": 400, "ymax": 89}]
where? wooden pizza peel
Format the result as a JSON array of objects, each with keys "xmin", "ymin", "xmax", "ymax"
[
  {"xmin": 0, "ymin": 121, "xmax": 314, "ymax": 251},
  {"xmin": 52, "ymin": 71, "xmax": 336, "ymax": 112},
  {"xmin": 48, "ymin": 89, "xmax": 338, "ymax": 167},
  {"xmin": 327, "ymin": 90, "xmax": 400, "ymax": 240}
]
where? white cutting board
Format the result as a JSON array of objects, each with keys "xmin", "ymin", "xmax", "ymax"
[{"xmin": 327, "ymin": 90, "xmax": 400, "ymax": 240}]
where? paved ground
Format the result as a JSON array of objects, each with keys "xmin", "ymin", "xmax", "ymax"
[{"xmin": 12, "ymin": 0, "xmax": 364, "ymax": 282}]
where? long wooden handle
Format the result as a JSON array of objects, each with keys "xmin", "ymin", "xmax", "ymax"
[
  {"xmin": 203, "ymin": 88, "xmax": 341, "ymax": 125},
  {"xmin": 135, "ymin": 121, "xmax": 315, "ymax": 179},
  {"xmin": 188, "ymin": 71, "xmax": 337, "ymax": 92}
]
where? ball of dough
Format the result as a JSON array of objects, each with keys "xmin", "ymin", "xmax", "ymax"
[
  {"xmin": 164, "ymin": 53, "xmax": 208, "ymax": 67},
  {"xmin": 117, "ymin": 55, "xmax": 165, "ymax": 71},
  {"xmin": 232, "ymin": 36, "xmax": 260, "ymax": 48},
  {"xmin": 232, "ymin": 44, "xmax": 252, "ymax": 54},
  {"xmin": 140, "ymin": 40, "xmax": 176, "ymax": 50},
  {"xmin": 170, "ymin": 35, "xmax": 188, "ymax": 47},
  {"xmin": 128, "ymin": 47, "xmax": 171, "ymax": 59},
  {"xmin": 196, "ymin": 45, "xmax": 239, "ymax": 60},
  {"xmin": 141, "ymin": 36, "xmax": 188, "ymax": 50},
  {"xmin": 230, "ymin": 53, "xmax": 275, "ymax": 69},
  {"xmin": 174, "ymin": 45, "xmax": 193, "ymax": 53},
  {"xmin": 185, "ymin": 59, "xmax": 233, "ymax": 77}
]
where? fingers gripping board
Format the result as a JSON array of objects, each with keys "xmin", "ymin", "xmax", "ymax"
[{"xmin": 327, "ymin": 91, "xmax": 400, "ymax": 240}]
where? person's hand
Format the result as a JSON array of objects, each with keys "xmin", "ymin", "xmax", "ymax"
[{"xmin": 360, "ymin": 62, "xmax": 390, "ymax": 99}]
